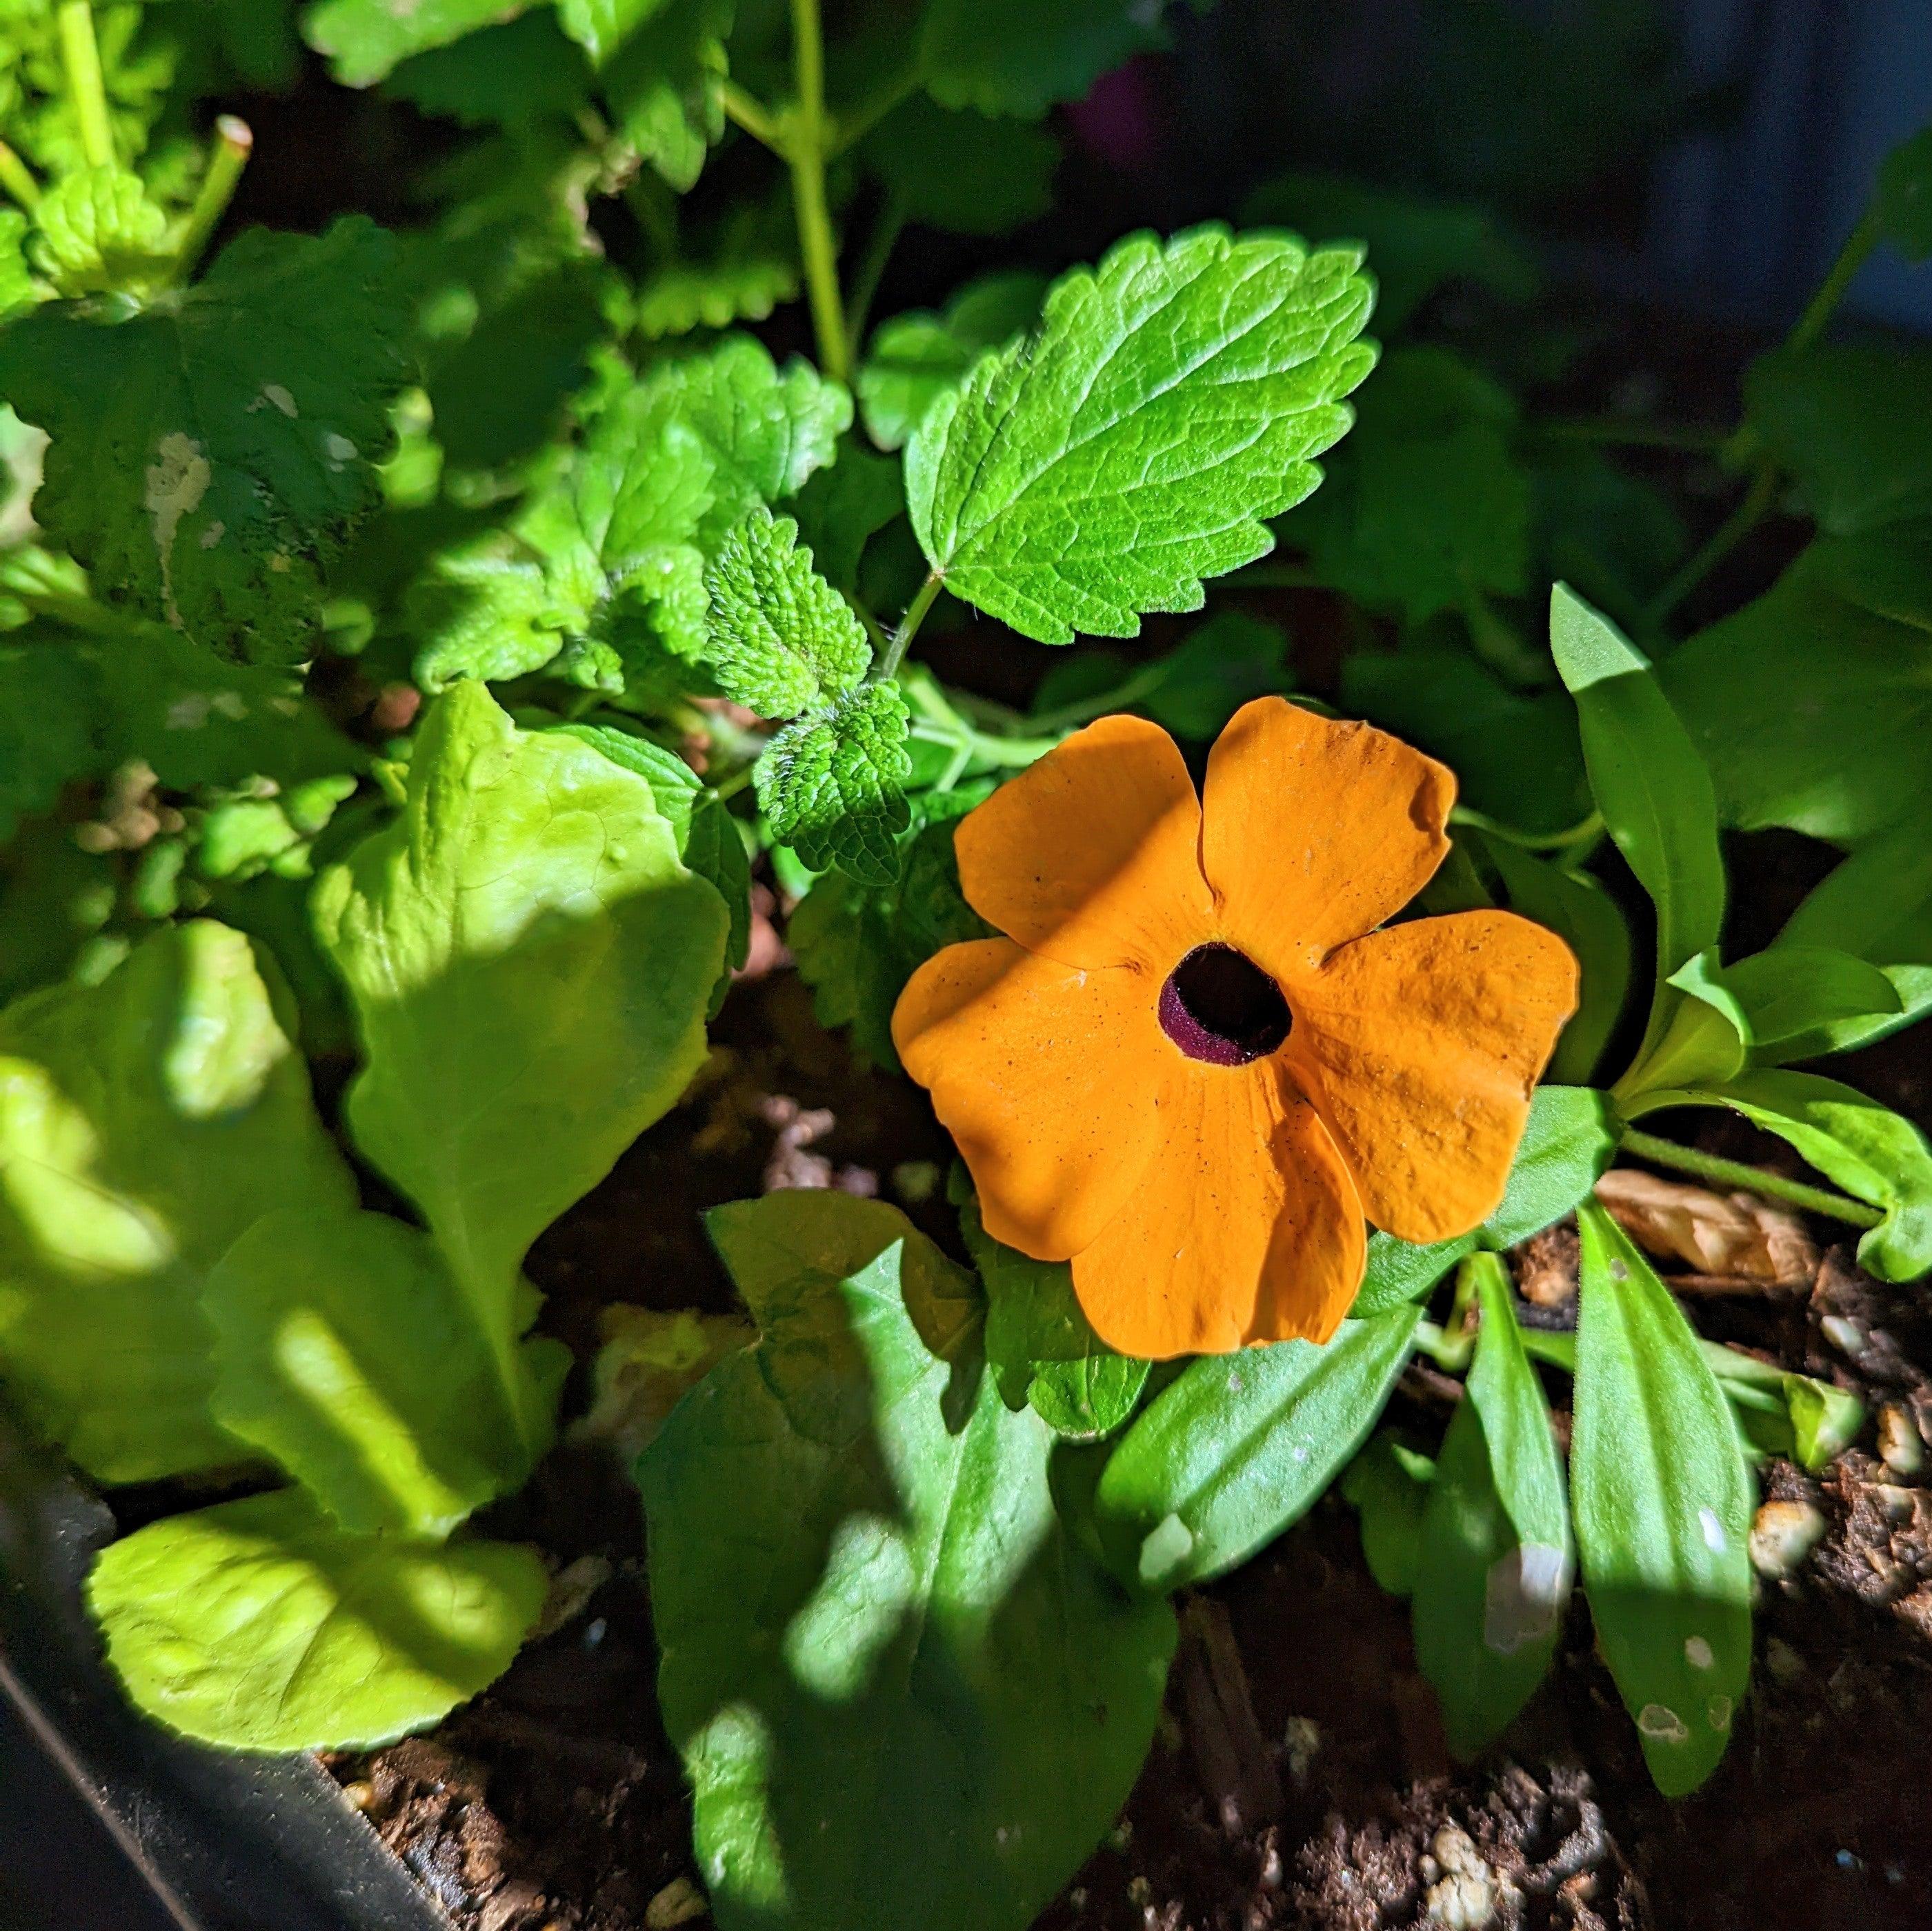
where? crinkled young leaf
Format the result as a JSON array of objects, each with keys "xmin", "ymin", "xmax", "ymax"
[
  {"xmin": 1480, "ymin": 1086, "xmax": 1617, "ymax": 1248},
  {"xmin": 575, "ymin": 1304, "xmax": 753, "ymax": 1463},
  {"xmin": 205, "ymin": 1206, "xmax": 565, "ymax": 1536},
  {"xmin": 315, "ymin": 683, "xmax": 728, "ymax": 1442},
  {"xmin": 88, "ymin": 1490, "xmax": 547, "ymax": 1751},
  {"xmin": 789, "ymin": 439, "xmax": 904, "ymax": 590},
  {"xmin": 862, "ymin": 97, "xmax": 1057, "ymax": 236},
  {"xmin": 1341, "ymin": 1430, "xmax": 1434, "ymax": 1597},
  {"xmin": 958, "ymin": 1188, "xmax": 1147, "ymax": 1441},
  {"xmin": 304, "ymin": 0, "xmax": 532, "ymax": 83},
  {"xmin": 858, "ymin": 271, "xmax": 1046, "ymax": 452},
  {"xmin": 1571, "ymin": 1201, "xmax": 1751, "ymax": 1797},
  {"xmin": 755, "ymin": 680, "xmax": 912, "ymax": 884},
  {"xmin": 0, "ymin": 218, "xmax": 412, "ymax": 663},
  {"xmin": 1551, "ymin": 584, "xmax": 1723, "ymax": 1061},
  {"xmin": 907, "ymin": 227, "xmax": 1375, "ymax": 643},
  {"xmin": 1094, "ymin": 1307, "xmax": 1422, "ymax": 1593},
  {"xmin": 643, "ymin": 1192, "xmax": 1175, "ymax": 1931},
  {"xmin": 1413, "ymin": 1261, "xmax": 1571, "ymax": 1755},
  {"xmin": 0, "ymin": 922, "xmax": 355, "ymax": 1481},
  {"xmin": 28, "ymin": 166, "xmax": 171, "ymax": 295},
  {"xmin": 919, "ymin": 0, "xmax": 1170, "ymax": 117},
  {"xmin": 704, "ymin": 508, "xmax": 871, "ymax": 714}
]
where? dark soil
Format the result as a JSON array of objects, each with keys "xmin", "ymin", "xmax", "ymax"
[{"xmin": 326, "ymin": 963, "xmax": 1932, "ymax": 1931}]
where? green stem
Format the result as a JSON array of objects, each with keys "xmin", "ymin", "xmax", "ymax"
[
  {"xmin": 1449, "ymin": 806, "xmax": 1604, "ymax": 852},
  {"xmin": 57, "ymin": 1, "xmax": 114, "ymax": 170},
  {"xmin": 170, "ymin": 115, "xmax": 250, "ymax": 281},
  {"xmin": 0, "ymin": 139, "xmax": 41, "ymax": 210},
  {"xmin": 708, "ymin": 765, "xmax": 755, "ymax": 804},
  {"xmin": 719, "ymin": 81, "xmax": 786, "ymax": 153},
  {"xmin": 1618, "ymin": 1128, "xmax": 1884, "ymax": 1229},
  {"xmin": 902, "ymin": 673, "xmax": 1062, "ymax": 770},
  {"xmin": 844, "ymin": 191, "xmax": 905, "ymax": 363},
  {"xmin": 1789, "ymin": 209, "xmax": 1882, "ymax": 355},
  {"xmin": 1643, "ymin": 459, "xmax": 1780, "ymax": 627},
  {"xmin": 786, "ymin": 0, "xmax": 848, "ymax": 383},
  {"xmin": 875, "ymin": 569, "xmax": 942, "ymax": 682}
]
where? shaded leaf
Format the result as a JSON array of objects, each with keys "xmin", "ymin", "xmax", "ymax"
[{"xmin": 857, "ymin": 271, "xmax": 1046, "ymax": 452}]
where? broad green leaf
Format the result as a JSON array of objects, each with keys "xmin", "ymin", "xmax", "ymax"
[
  {"xmin": 1754, "ymin": 966, "xmax": 1932, "ymax": 1064},
  {"xmin": 857, "ymin": 272, "xmax": 1046, "ymax": 452},
  {"xmin": 204, "ymin": 1206, "xmax": 564, "ymax": 1536},
  {"xmin": 704, "ymin": 508, "xmax": 871, "ymax": 715},
  {"xmin": 1746, "ymin": 344, "xmax": 1932, "ymax": 535},
  {"xmin": 28, "ymin": 166, "xmax": 170, "ymax": 296},
  {"xmin": 305, "ymin": 0, "xmax": 530, "ymax": 83},
  {"xmin": 1662, "ymin": 539, "xmax": 1932, "ymax": 846},
  {"xmin": 1349, "ymin": 1230, "xmax": 1476, "ymax": 1319},
  {"xmin": 1340, "ymin": 1430, "xmax": 1433, "ymax": 1597},
  {"xmin": 0, "ymin": 219, "xmax": 412, "ymax": 663},
  {"xmin": 919, "ymin": 0, "xmax": 1169, "ymax": 117},
  {"xmin": 1480, "ymin": 837, "xmax": 1631, "ymax": 1083},
  {"xmin": 88, "ymin": 1490, "xmax": 547, "ymax": 1750},
  {"xmin": 0, "ymin": 639, "xmax": 103, "ymax": 840},
  {"xmin": 754, "ymin": 680, "xmax": 912, "ymax": 885},
  {"xmin": 1093, "ymin": 1306, "xmax": 1422, "ymax": 1592},
  {"xmin": 908, "ymin": 226, "xmax": 1375, "ymax": 643},
  {"xmin": 643, "ymin": 1192, "xmax": 1175, "ymax": 1931},
  {"xmin": 1242, "ymin": 172, "xmax": 1539, "ymax": 330},
  {"xmin": 1637, "ymin": 1070, "xmax": 1932, "ymax": 1283},
  {"xmin": 600, "ymin": 0, "xmax": 733, "ymax": 192},
  {"xmin": 1480, "ymin": 1086, "xmax": 1617, "ymax": 1248},
  {"xmin": 1413, "ymin": 1261, "xmax": 1571, "ymax": 1755},
  {"xmin": 958, "ymin": 1189, "xmax": 1148, "ymax": 1441},
  {"xmin": 0, "ymin": 923, "xmax": 355, "ymax": 1482},
  {"xmin": 315, "ymin": 683, "xmax": 728, "ymax": 1442},
  {"xmin": 1533, "ymin": 444, "xmax": 1691, "ymax": 630},
  {"xmin": 382, "ymin": 13, "xmax": 592, "ymax": 128},
  {"xmin": 1878, "ymin": 123, "xmax": 1932, "ymax": 259},
  {"xmin": 1780, "ymin": 816, "xmax": 1932, "ymax": 967},
  {"xmin": 862, "ymin": 98, "xmax": 1057, "ymax": 236},
  {"xmin": 1284, "ymin": 346, "xmax": 1530, "ymax": 626},
  {"xmin": 1571, "ymin": 1201, "xmax": 1751, "ymax": 1797},
  {"xmin": 1550, "ymin": 584, "xmax": 1723, "ymax": 1058},
  {"xmin": 1700, "ymin": 946, "xmax": 1904, "ymax": 1061}
]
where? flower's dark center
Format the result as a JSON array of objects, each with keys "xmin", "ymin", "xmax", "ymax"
[{"xmin": 1157, "ymin": 943, "xmax": 1291, "ymax": 1066}]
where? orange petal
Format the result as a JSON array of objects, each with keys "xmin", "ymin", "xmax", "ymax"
[
  {"xmin": 1070, "ymin": 1056, "xmax": 1366, "ymax": 1359},
  {"xmin": 955, "ymin": 714, "xmax": 1215, "ymax": 972},
  {"xmin": 1201, "ymin": 697, "xmax": 1456, "ymax": 975},
  {"xmin": 893, "ymin": 937, "xmax": 1166, "ymax": 1259},
  {"xmin": 1281, "ymin": 911, "xmax": 1580, "ymax": 1243}
]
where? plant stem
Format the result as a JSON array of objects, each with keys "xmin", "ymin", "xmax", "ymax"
[
  {"xmin": 1448, "ymin": 806, "xmax": 1604, "ymax": 853},
  {"xmin": 719, "ymin": 81, "xmax": 786, "ymax": 154},
  {"xmin": 1642, "ymin": 459, "xmax": 1780, "ymax": 627},
  {"xmin": 875, "ymin": 569, "xmax": 942, "ymax": 681},
  {"xmin": 844, "ymin": 190, "xmax": 905, "ymax": 363},
  {"xmin": 902, "ymin": 673, "xmax": 1062, "ymax": 770},
  {"xmin": 57, "ymin": 0, "xmax": 114, "ymax": 170},
  {"xmin": 786, "ymin": 0, "xmax": 848, "ymax": 382},
  {"xmin": 708, "ymin": 764, "xmax": 756, "ymax": 804},
  {"xmin": 1618, "ymin": 1128, "xmax": 1884, "ymax": 1229},
  {"xmin": 0, "ymin": 139, "xmax": 41, "ymax": 210},
  {"xmin": 171, "ymin": 115, "xmax": 250, "ymax": 280},
  {"xmin": 1789, "ymin": 209, "xmax": 1881, "ymax": 356},
  {"xmin": 1512, "ymin": 1323, "xmax": 1786, "ymax": 1414}
]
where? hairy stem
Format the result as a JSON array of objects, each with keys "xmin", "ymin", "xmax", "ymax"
[
  {"xmin": 56, "ymin": 0, "xmax": 115, "ymax": 171},
  {"xmin": 1618, "ymin": 1128, "xmax": 1884, "ymax": 1230},
  {"xmin": 786, "ymin": 0, "xmax": 848, "ymax": 382},
  {"xmin": 0, "ymin": 139, "xmax": 41, "ymax": 210},
  {"xmin": 171, "ymin": 115, "xmax": 251, "ymax": 280},
  {"xmin": 874, "ymin": 569, "xmax": 942, "ymax": 681}
]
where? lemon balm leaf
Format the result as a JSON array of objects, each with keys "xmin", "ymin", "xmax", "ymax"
[
  {"xmin": 88, "ymin": 1490, "xmax": 547, "ymax": 1751},
  {"xmin": 754, "ymin": 681, "xmax": 913, "ymax": 885},
  {"xmin": 0, "ymin": 217, "xmax": 412, "ymax": 665},
  {"xmin": 706, "ymin": 509, "xmax": 872, "ymax": 716},
  {"xmin": 305, "ymin": 0, "xmax": 532, "ymax": 84},
  {"xmin": 858, "ymin": 271, "xmax": 1046, "ymax": 452},
  {"xmin": 906, "ymin": 226, "xmax": 1375, "ymax": 644}
]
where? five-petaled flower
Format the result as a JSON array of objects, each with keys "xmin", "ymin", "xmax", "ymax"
[{"xmin": 893, "ymin": 699, "xmax": 1580, "ymax": 1359}]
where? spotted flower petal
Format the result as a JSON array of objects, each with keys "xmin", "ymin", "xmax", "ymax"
[
  {"xmin": 893, "ymin": 937, "xmax": 1166, "ymax": 1258},
  {"xmin": 1280, "ymin": 911, "xmax": 1580, "ymax": 1243},
  {"xmin": 955, "ymin": 714, "xmax": 1215, "ymax": 972},
  {"xmin": 1070, "ymin": 1055, "xmax": 1366, "ymax": 1359},
  {"xmin": 1202, "ymin": 697, "xmax": 1456, "ymax": 977}
]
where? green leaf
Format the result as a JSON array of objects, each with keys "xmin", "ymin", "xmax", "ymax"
[
  {"xmin": 1480, "ymin": 837, "xmax": 1631, "ymax": 1084},
  {"xmin": 642, "ymin": 1192, "xmax": 1176, "ymax": 1931},
  {"xmin": 1349, "ymin": 1230, "xmax": 1476, "ymax": 1319},
  {"xmin": 634, "ymin": 248, "xmax": 799, "ymax": 340},
  {"xmin": 1549, "ymin": 584, "xmax": 1724, "ymax": 1057},
  {"xmin": 1570, "ymin": 1201, "xmax": 1751, "ymax": 1797},
  {"xmin": 1878, "ymin": 123, "xmax": 1932, "ymax": 259},
  {"xmin": 919, "ymin": 0, "xmax": 1170, "ymax": 117},
  {"xmin": 304, "ymin": 0, "xmax": 532, "ymax": 84},
  {"xmin": 382, "ymin": 12, "xmax": 592, "ymax": 127},
  {"xmin": 1480, "ymin": 1086, "xmax": 1617, "ymax": 1248},
  {"xmin": 755, "ymin": 680, "xmax": 912, "ymax": 884},
  {"xmin": 789, "ymin": 439, "xmax": 904, "ymax": 591},
  {"xmin": 907, "ymin": 226, "xmax": 1375, "ymax": 643},
  {"xmin": 1780, "ymin": 815, "xmax": 1932, "ymax": 967},
  {"xmin": 704, "ymin": 508, "xmax": 871, "ymax": 714},
  {"xmin": 0, "ymin": 923, "xmax": 355, "ymax": 1482},
  {"xmin": 557, "ymin": 0, "xmax": 661, "ymax": 63},
  {"xmin": 1093, "ymin": 1307, "xmax": 1422, "ymax": 1593},
  {"xmin": 88, "ymin": 1490, "xmax": 547, "ymax": 1750},
  {"xmin": 1698, "ymin": 946, "xmax": 1904, "ymax": 1063},
  {"xmin": 204, "ymin": 1206, "xmax": 563, "ymax": 1535},
  {"xmin": 599, "ymin": 0, "xmax": 733, "ymax": 192},
  {"xmin": 858, "ymin": 272, "xmax": 1047, "ymax": 453},
  {"xmin": 862, "ymin": 97, "xmax": 1057, "ymax": 235},
  {"xmin": 28, "ymin": 166, "xmax": 171, "ymax": 296},
  {"xmin": 1746, "ymin": 344, "xmax": 1932, "ymax": 535},
  {"xmin": 1284, "ymin": 346, "xmax": 1530, "ymax": 626},
  {"xmin": 314, "ymin": 683, "xmax": 728, "ymax": 1443},
  {"xmin": 958, "ymin": 1188, "xmax": 1147, "ymax": 1441},
  {"xmin": 0, "ymin": 218, "xmax": 413, "ymax": 664},
  {"xmin": 1413, "ymin": 1262, "xmax": 1571, "ymax": 1754},
  {"xmin": 0, "ymin": 639, "xmax": 103, "ymax": 840},
  {"xmin": 1341, "ymin": 1430, "xmax": 1433, "ymax": 1598}
]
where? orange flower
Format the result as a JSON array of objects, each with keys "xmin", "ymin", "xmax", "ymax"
[{"xmin": 893, "ymin": 699, "xmax": 1579, "ymax": 1359}]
